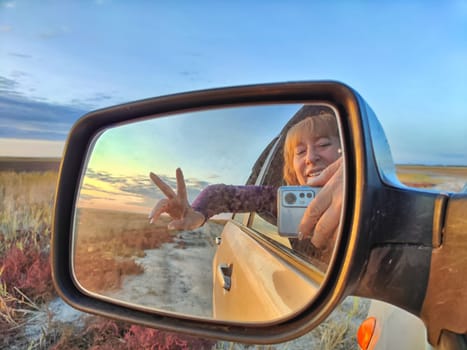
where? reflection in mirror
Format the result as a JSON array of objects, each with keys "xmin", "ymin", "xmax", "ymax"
[{"xmin": 72, "ymin": 103, "xmax": 345, "ymax": 323}]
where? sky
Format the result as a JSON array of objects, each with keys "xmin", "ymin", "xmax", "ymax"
[
  {"xmin": 1, "ymin": 1, "xmax": 467, "ymax": 211},
  {"xmin": 76, "ymin": 104, "xmax": 301, "ymax": 212}
]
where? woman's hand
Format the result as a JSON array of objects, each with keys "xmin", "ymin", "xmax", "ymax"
[
  {"xmin": 299, "ymin": 158, "xmax": 343, "ymax": 249},
  {"xmin": 149, "ymin": 168, "xmax": 205, "ymax": 230}
]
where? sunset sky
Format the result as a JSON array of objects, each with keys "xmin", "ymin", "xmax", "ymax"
[
  {"xmin": 76, "ymin": 104, "xmax": 300, "ymax": 212},
  {"xmin": 1, "ymin": 1, "xmax": 467, "ymax": 211}
]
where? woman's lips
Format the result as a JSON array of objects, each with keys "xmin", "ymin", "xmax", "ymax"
[{"xmin": 307, "ymin": 170, "xmax": 322, "ymax": 178}]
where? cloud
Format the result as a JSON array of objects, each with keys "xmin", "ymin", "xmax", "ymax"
[
  {"xmin": 185, "ymin": 178, "xmax": 211, "ymax": 190},
  {"xmin": 0, "ymin": 76, "xmax": 19, "ymax": 91},
  {"xmin": 88, "ymin": 93, "xmax": 114, "ymax": 102},
  {"xmin": 3, "ymin": 2, "xmax": 15, "ymax": 9},
  {"xmin": 70, "ymin": 92, "xmax": 116, "ymax": 109},
  {"xmin": 0, "ymin": 74, "xmax": 124, "ymax": 140},
  {"xmin": 180, "ymin": 70, "xmax": 198, "ymax": 77},
  {"xmin": 84, "ymin": 169, "xmax": 156, "ymax": 197},
  {"xmin": 84, "ymin": 169, "xmax": 129, "ymax": 184},
  {"xmin": 207, "ymin": 173, "xmax": 221, "ymax": 180},
  {"xmin": 11, "ymin": 70, "xmax": 30, "ymax": 79},
  {"xmin": 0, "ymin": 85, "xmax": 88, "ymax": 140},
  {"xmin": 81, "ymin": 168, "xmax": 213, "ymax": 210},
  {"xmin": 0, "ymin": 25, "xmax": 12, "ymax": 32},
  {"xmin": 0, "ymin": 119, "xmax": 69, "ymax": 137},
  {"xmin": 38, "ymin": 26, "xmax": 70, "ymax": 40},
  {"xmin": 179, "ymin": 70, "xmax": 201, "ymax": 82},
  {"xmin": 8, "ymin": 52, "xmax": 32, "ymax": 59}
]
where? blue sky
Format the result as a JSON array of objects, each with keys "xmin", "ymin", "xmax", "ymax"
[
  {"xmin": 1, "ymin": 1, "xmax": 467, "ymax": 165},
  {"xmin": 77, "ymin": 104, "xmax": 300, "ymax": 212}
]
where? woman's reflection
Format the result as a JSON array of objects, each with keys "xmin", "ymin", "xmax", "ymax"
[{"xmin": 148, "ymin": 108, "xmax": 343, "ymax": 264}]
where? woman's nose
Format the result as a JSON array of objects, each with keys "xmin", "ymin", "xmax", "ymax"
[{"xmin": 306, "ymin": 147, "xmax": 319, "ymax": 163}]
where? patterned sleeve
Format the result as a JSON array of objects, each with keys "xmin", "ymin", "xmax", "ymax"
[{"xmin": 191, "ymin": 184, "xmax": 277, "ymax": 220}]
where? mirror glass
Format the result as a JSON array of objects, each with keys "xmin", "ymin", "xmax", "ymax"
[{"xmin": 72, "ymin": 103, "xmax": 345, "ymax": 323}]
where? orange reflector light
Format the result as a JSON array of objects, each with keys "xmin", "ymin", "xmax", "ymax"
[{"xmin": 357, "ymin": 317, "xmax": 376, "ymax": 350}]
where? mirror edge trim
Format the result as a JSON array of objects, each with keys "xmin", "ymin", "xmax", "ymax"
[{"xmin": 52, "ymin": 80, "xmax": 364, "ymax": 344}]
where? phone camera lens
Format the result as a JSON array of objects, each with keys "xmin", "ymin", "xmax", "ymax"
[
  {"xmin": 299, "ymin": 192, "xmax": 305, "ymax": 198},
  {"xmin": 284, "ymin": 192, "xmax": 297, "ymax": 204},
  {"xmin": 307, "ymin": 192, "xmax": 312, "ymax": 198}
]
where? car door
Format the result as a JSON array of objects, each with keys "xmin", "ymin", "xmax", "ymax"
[{"xmin": 212, "ymin": 106, "xmax": 334, "ymax": 322}]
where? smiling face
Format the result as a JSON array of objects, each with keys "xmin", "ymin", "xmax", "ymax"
[
  {"xmin": 292, "ymin": 136, "xmax": 341, "ymax": 185},
  {"xmin": 283, "ymin": 113, "xmax": 341, "ymax": 185}
]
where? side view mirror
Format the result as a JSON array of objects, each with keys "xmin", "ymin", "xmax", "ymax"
[{"xmin": 52, "ymin": 81, "xmax": 467, "ymax": 347}]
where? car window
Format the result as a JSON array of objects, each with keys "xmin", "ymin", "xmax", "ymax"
[
  {"xmin": 247, "ymin": 104, "xmax": 340, "ymax": 266},
  {"xmin": 250, "ymin": 213, "xmax": 292, "ymax": 247}
]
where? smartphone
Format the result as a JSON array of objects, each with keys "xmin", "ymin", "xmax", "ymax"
[{"xmin": 277, "ymin": 186, "xmax": 320, "ymax": 237}]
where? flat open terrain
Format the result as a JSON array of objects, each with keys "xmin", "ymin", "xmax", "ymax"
[
  {"xmin": 2, "ymin": 157, "xmax": 467, "ymax": 349},
  {"xmin": 2, "ymin": 156, "xmax": 466, "ymax": 189},
  {"xmin": 396, "ymin": 164, "xmax": 467, "ymax": 191},
  {"xmin": 73, "ymin": 206, "xmax": 222, "ymax": 318},
  {"xmin": 0, "ymin": 157, "xmax": 61, "ymax": 172}
]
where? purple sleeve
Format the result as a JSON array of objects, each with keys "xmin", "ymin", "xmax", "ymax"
[{"xmin": 191, "ymin": 184, "xmax": 277, "ymax": 220}]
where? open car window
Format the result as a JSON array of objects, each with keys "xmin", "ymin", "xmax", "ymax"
[{"xmin": 243, "ymin": 104, "xmax": 339, "ymax": 268}]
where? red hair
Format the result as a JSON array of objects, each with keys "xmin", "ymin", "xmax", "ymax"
[{"xmin": 283, "ymin": 113, "xmax": 339, "ymax": 185}]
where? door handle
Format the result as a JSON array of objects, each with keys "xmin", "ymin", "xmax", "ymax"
[{"xmin": 217, "ymin": 263, "xmax": 233, "ymax": 291}]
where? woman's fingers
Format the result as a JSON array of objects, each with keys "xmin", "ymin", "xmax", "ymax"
[
  {"xmin": 311, "ymin": 201, "xmax": 340, "ymax": 248},
  {"xmin": 299, "ymin": 160, "xmax": 344, "ymax": 247},
  {"xmin": 299, "ymin": 185, "xmax": 332, "ymax": 241},
  {"xmin": 168, "ymin": 219, "xmax": 186, "ymax": 230},
  {"xmin": 306, "ymin": 157, "xmax": 342, "ymax": 187},
  {"xmin": 175, "ymin": 168, "xmax": 188, "ymax": 203},
  {"xmin": 148, "ymin": 169, "xmax": 204, "ymax": 231},
  {"xmin": 149, "ymin": 169, "xmax": 194, "ymax": 227},
  {"xmin": 167, "ymin": 209, "xmax": 206, "ymax": 231},
  {"xmin": 148, "ymin": 199, "xmax": 169, "ymax": 224},
  {"xmin": 150, "ymin": 172, "xmax": 177, "ymax": 199}
]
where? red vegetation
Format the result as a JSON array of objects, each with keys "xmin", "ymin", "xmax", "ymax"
[
  {"xmin": 50, "ymin": 318, "xmax": 216, "ymax": 350},
  {"xmin": 0, "ymin": 238, "xmax": 54, "ymax": 302},
  {"xmin": 0, "ymin": 171, "xmax": 220, "ymax": 348},
  {"xmin": 124, "ymin": 325, "xmax": 217, "ymax": 350}
]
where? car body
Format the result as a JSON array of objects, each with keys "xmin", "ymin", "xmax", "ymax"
[
  {"xmin": 363, "ymin": 300, "xmax": 431, "ymax": 350},
  {"xmin": 362, "ymin": 181, "xmax": 467, "ymax": 350},
  {"xmin": 211, "ymin": 106, "xmax": 330, "ymax": 321}
]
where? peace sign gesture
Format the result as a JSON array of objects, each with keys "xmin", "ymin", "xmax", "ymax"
[{"xmin": 149, "ymin": 168, "xmax": 205, "ymax": 230}]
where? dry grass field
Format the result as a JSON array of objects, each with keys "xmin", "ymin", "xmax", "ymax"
[
  {"xmin": 74, "ymin": 208, "xmax": 176, "ymax": 293},
  {"xmin": 1, "ymin": 157, "xmax": 467, "ymax": 349},
  {"xmin": 397, "ymin": 164, "xmax": 467, "ymax": 191},
  {"xmin": 0, "ymin": 157, "xmax": 60, "ymax": 172},
  {"xmin": 0, "ymin": 160, "xmax": 215, "ymax": 349}
]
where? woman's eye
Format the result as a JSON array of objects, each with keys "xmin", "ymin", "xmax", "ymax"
[
  {"xmin": 316, "ymin": 141, "xmax": 331, "ymax": 148},
  {"xmin": 295, "ymin": 148, "xmax": 306, "ymax": 155}
]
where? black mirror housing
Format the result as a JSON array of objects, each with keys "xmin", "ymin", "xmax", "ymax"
[{"xmin": 52, "ymin": 81, "xmax": 467, "ymax": 345}]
